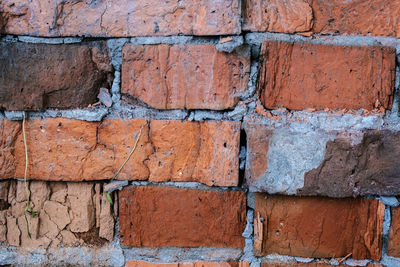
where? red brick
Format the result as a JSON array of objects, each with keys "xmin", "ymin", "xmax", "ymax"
[
  {"xmin": 126, "ymin": 261, "xmax": 248, "ymax": 267},
  {"xmin": 0, "ymin": 42, "xmax": 113, "ymax": 111},
  {"xmin": 243, "ymin": 0, "xmax": 313, "ymax": 33},
  {"xmin": 261, "ymin": 263, "xmax": 383, "ymax": 267},
  {"xmin": 119, "ymin": 186, "xmax": 246, "ymax": 248},
  {"xmin": 255, "ymin": 194, "xmax": 384, "ymax": 261},
  {"xmin": 243, "ymin": 0, "xmax": 400, "ymax": 38},
  {"xmin": 311, "ymin": 0, "xmax": 400, "ymax": 38},
  {"xmin": 259, "ymin": 41, "xmax": 396, "ymax": 111},
  {"xmin": 0, "ymin": 0, "xmax": 240, "ymax": 37},
  {"xmin": 1, "ymin": 118, "xmax": 239, "ymax": 186},
  {"xmin": 122, "ymin": 44, "xmax": 250, "ymax": 110},
  {"xmin": 388, "ymin": 200, "xmax": 400, "ymax": 257}
]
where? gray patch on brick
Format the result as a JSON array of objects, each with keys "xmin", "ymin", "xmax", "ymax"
[
  {"xmin": 130, "ymin": 36, "xmax": 194, "ymax": 45},
  {"xmin": 248, "ymin": 127, "xmax": 335, "ymax": 194},
  {"xmin": 216, "ymin": 36, "xmax": 244, "ymax": 53},
  {"xmin": 30, "ymin": 108, "xmax": 110, "ymax": 122},
  {"xmin": 227, "ymin": 104, "xmax": 247, "ymax": 121}
]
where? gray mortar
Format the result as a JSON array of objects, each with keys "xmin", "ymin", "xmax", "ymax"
[
  {"xmin": 17, "ymin": 36, "xmax": 82, "ymax": 44},
  {"xmin": 123, "ymin": 247, "xmax": 242, "ymax": 263},
  {"xmin": 216, "ymin": 36, "xmax": 244, "ymax": 53},
  {"xmin": 129, "ymin": 181, "xmax": 243, "ymax": 192},
  {"xmin": 2, "ymin": 32, "xmax": 400, "ymax": 266}
]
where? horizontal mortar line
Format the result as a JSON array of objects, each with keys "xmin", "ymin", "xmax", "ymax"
[
  {"xmin": 129, "ymin": 181, "xmax": 245, "ymax": 192},
  {"xmin": 245, "ymin": 32, "xmax": 400, "ymax": 50}
]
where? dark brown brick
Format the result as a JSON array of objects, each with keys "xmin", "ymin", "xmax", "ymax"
[
  {"xmin": 0, "ymin": 42, "xmax": 113, "ymax": 110},
  {"xmin": 119, "ymin": 186, "xmax": 246, "ymax": 248}
]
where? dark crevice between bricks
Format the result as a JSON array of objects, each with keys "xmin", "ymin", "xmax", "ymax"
[{"xmin": 238, "ymin": 128, "xmax": 247, "ymax": 188}]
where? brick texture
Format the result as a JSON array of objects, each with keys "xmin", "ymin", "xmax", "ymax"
[
  {"xmin": 245, "ymin": 123, "xmax": 400, "ymax": 197},
  {"xmin": 122, "ymin": 44, "xmax": 250, "ymax": 110},
  {"xmin": 0, "ymin": 42, "xmax": 113, "ymax": 111},
  {"xmin": 125, "ymin": 261, "xmax": 249, "ymax": 267},
  {"xmin": 254, "ymin": 194, "xmax": 384, "ymax": 261},
  {"xmin": 388, "ymin": 200, "xmax": 400, "ymax": 257},
  {"xmin": 261, "ymin": 263, "xmax": 384, "ymax": 267},
  {"xmin": 258, "ymin": 41, "xmax": 396, "ymax": 111},
  {"xmin": 0, "ymin": 0, "xmax": 240, "ymax": 37},
  {"xmin": 119, "ymin": 186, "xmax": 246, "ymax": 248},
  {"xmin": 1, "ymin": 118, "xmax": 239, "ymax": 186},
  {"xmin": 311, "ymin": 0, "xmax": 400, "ymax": 38},
  {"xmin": 243, "ymin": 0, "xmax": 313, "ymax": 33},
  {"xmin": 243, "ymin": 0, "xmax": 400, "ymax": 38}
]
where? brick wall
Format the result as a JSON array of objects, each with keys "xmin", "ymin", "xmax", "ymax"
[{"xmin": 1, "ymin": 1, "xmax": 400, "ymax": 266}]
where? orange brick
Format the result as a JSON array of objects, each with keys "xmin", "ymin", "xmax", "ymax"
[
  {"xmin": 1, "ymin": 118, "xmax": 240, "ymax": 186},
  {"xmin": 312, "ymin": 0, "xmax": 400, "ymax": 38},
  {"xmin": 243, "ymin": 0, "xmax": 313, "ymax": 33},
  {"xmin": 119, "ymin": 186, "xmax": 246, "ymax": 248},
  {"xmin": 122, "ymin": 44, "xmax": 250, "ymax": 110},
  {"xmin": 0, "ymin": 0, "xmax": 240, "ymax": 37},
  {"xmin": 388, "ymin": 200, "xmax": 400, "ymax": 257},
  {"xmin": 255, "ymin": 194, "xmax": 384, "ymax": 261},
  {"xmin": 243, "ymin": 0, "xmax": 400, "ymax": 38},
  {"xmin": 259, "ymin": 41, "xmax": 396, "ymax": 111}
]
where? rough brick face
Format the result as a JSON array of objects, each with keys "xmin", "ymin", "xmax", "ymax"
[
  {"xmin": 0, "ymin": 42, "xmax": 113, "ymax": 111},
  {"xmin": 311, "ymin": 0, "xmax": 400, "ymax": 38},
  {"xmin": 388, "ymin": 201, "xmax": 400, "ymax": 257},
  {"xmin": 122, "ymin": 44, "xmax": 250, "ymax": 110},
  {"xmin": 246, "ymin": 123, "xmax": 400, "ymax": 197},
  {"xmin": 0, "ymin": 0, "xmax": 241, "ymax": 37},
  {"xmin": 119, "ymin": 186, "xmax": 246, "ymax": 248},
  {"xmin": 243, "ymin": 0, "xmax": 313, "ymax": 33},
  {"xmin": 125, "ymin": 261, "xmax": 248, "ymax": 267},
  {"xmin": 259, "ymin": 41, "xmax": 396, "ymax": 111},
  {"xmin": 2, "ymin": 118, "xmax": 239, "ymax": 186},
  {"xmin": 254, "ymin": 194, "xmax": 384, "ymax": 261}
]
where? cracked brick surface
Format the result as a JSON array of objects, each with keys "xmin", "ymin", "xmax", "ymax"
[
  {"xmin": 122, "ymin": 44, "xmax": 250, "ymax": 110},
  {"xmin": 2, "ymin": 118, "xmax": 240, "ymax": 186},
  {"xmin": 0, "ymin": 0, "xmax": 241, "ymax": 37}
]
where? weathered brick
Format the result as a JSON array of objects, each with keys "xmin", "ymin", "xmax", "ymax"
[
  {"xmin": 254, "ymin": 194, "xmax": 384, "ymax": 261},
  {"xmin": 388, "ymin": 200, "xmax": 400, "ymax": 257},
  {"xmin": 122, "ymin": 44, "xmax": 250, "ymax": 110},
  {"xmin": 246, "ymin": 123, "xmax": 400, "ymax": 197},
  {"xmin": 243, "ymin": 0, "xmax": 313, "ymax": 33},
  {"xmin": 126, "ymin": 261, "xmax": 248, "ymax": 267},
  {"xmin": 2, "ymin": 118, "xmax": 239, "ymax": 186},
  {"xmin": 243, "ymin": 0, "xmax": 400, "ymax": 38},
  {"xmin": 259, "ymin": 41, "xmax": 396, "ymax": 111},
  {"xmin": 311, "ymin": 0, "xmax": 400, "ymax": 38},
  {"xmin": 0, "ymin": 0, "xmax": 240, "ymax": 37},
  {"xmin": 261, "ymin": 263, "xmax": 383, "ymax": 267},
  {"xmin": 119, "ymin": 186, "xmax": 246, "ymax": 248},
  {"xmin": 0, "ymin": 42, "xmax": 113, "ymax": 111}
]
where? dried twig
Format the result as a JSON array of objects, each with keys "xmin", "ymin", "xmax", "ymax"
[
  {"xmin": 338, "ymin": 253, "xmax": 352, "ymax": 264},
  {"xmin": 105, "ymin": 122, "xmax": 146, "ymax": 204}
]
